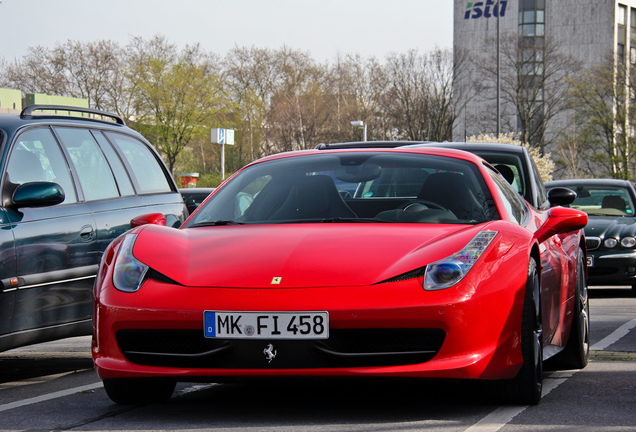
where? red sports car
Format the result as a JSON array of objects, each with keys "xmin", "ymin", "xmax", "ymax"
[{"xmin": 92, "ymin": 147, "xmax": 588, "ymax": 405}]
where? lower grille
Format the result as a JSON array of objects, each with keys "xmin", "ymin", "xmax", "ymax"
[{"xmin": 116, "ymin": 328, "xmax": 445, "ymax": 369}]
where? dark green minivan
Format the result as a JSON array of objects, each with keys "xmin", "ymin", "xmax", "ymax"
[{"xmin": 0, "ymin": 105, "xmax": 188, "ymax": 352}]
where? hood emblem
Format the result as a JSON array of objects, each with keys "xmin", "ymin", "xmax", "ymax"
[
  {"xmin": 271, "ymin": 277, "xmax": 282, "ymax": 285},
  {"xmin": 264, "ymin": 343, "xmax": 277, "ymax": 363}
]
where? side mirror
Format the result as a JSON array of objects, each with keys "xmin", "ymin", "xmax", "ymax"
[
  {"xmin": 535, "ymin": 206, "xmax": 588, "ymax": 244},
  {"xmin": 548, "ymin": 187, "xmax": 577, "ymax": 207},
  {"xmin": 11, "ymin": 182, "xmax": 65, "ymax": 208},
  {"xmin": 131, "ymin": 213, "xmax": 166, "ymax": 228}
]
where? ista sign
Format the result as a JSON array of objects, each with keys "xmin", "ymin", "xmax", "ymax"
[{"xmin": 464, "ymin": 0, "xmax": 508, "ymax": 19}]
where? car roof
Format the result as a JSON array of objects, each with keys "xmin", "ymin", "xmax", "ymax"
[
  {"xmin": 546, "ymin": 178, "xmax": 634, "ymax": 188},
  {"xmin": 315, "ymin": 140, "xmax": 429, "ymax": 149},
  {"xmin": 179, "ymin": 188, "xmax": 216, "ymax": 194},
  {"xmin": 408, "ymin": 141, "xmax": 527, "ymax": 154},
  {"xmin": 316, "ymin": 140, "xmax": 528, "ymax": 155},
  {"xmin": 0, "ymin": 105, "xmax": 128, "ymax": 133},
  {"xmin": 251, "ymin": 145, "xmax": 490, "ymax": 168}
]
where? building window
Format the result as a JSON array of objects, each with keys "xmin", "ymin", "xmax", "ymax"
[
  {"xmin": 618, "ymin": 43, "xmax": 626, "ymax": 63},
  {"xmin": 630, "ymin": 47, "xmax": 636, "ymax": 64},
  {"xmin": 519, "ymin": 1, "xmax": 545, "ymax": 39},
  {"xmin": 619, "ymin": 4, "xmax": 627, "ymax": 26},
  {"xmin": 631, "ymin": 8, "xmax": 636, "ymax": 28},
  {"xmin": 519, "ymin": 0, "xmax": 546, "ymax": 73}
]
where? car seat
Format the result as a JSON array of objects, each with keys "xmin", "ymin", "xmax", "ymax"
[{"xmin": 269, "ymin": 175, "xmax": 357, "ymax": 220}]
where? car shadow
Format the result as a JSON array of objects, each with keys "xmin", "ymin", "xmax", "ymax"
[
  {"xmin": 588, "ymin": 287, "xmax": 635, "ymax": 299},
  {"xmin": 0, "ymin": 354, "xmax": 93, "ymax": 384}
]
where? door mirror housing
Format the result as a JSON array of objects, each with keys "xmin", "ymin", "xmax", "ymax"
[
  {"xmin": 11, "ymin": 182, "xmax": 65, "ymax": 208},
  {"xmin": 548, "ymin": 187, "xmax": 577, "ymax": 207},
  {"xmin": 535, "ymin": 206, "xmax": 587, "ymax": 244},
  {"xmin": 131, "ymin": 213, "xmax": 167, "ymax": 228}
]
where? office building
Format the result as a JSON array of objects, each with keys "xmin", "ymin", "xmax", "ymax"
[{"xmin": 453, "ymin": 0, "xmax": 636, "ymax": 156}]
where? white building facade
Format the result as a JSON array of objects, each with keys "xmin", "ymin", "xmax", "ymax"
[{"xmin": 453, "ymin": 0, "xmax": 636, "ymax": 155}]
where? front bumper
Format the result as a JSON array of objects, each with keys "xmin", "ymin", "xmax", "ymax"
[
  {"xmin": 93, "ymin": 270, "xmax": 527, "ymax": 382},
  {"xmin": 587, "ymin": 250, "xmax": 636, "ymax": 286}
]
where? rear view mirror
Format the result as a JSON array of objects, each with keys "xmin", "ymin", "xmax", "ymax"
[{"xmin": 335, "ymin": 164, "xmax": 382, "ymax": 183}]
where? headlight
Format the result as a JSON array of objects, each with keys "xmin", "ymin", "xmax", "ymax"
[
  {"xmin": 621, "ymin": 237, "xmax": 636, "ymax": 248},
  {"xmin": 604, "ymin": 238, "xmax": 618, "ymax": 248},
  {"xmin": 112, "ymin": 234, "xmax": 149, "ymax": 292},
  {"xmin": 424, "ymin": 231, "xmax": 497, "ymax": 291}
]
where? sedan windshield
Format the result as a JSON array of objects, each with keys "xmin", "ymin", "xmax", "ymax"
[
  {"xmin": 185, "ymin": 152, "xmax": 499, "ymax": 226},
  {"xmin": 568, "ymin": 186, "xmax": 635, "ymax": 216}
]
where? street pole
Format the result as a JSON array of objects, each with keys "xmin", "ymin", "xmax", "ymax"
[
  {"xmin": 496, "ymin": 0, "xmax": 500, "ymax": 138},
  {"xmin": 221, "ymin": 142, "xmax": 225, "ymax": 180}
]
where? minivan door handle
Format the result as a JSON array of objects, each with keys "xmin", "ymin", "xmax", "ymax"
[{"xmin": 79, "ymin": 225, "xmax": 94, "ymax": 241}]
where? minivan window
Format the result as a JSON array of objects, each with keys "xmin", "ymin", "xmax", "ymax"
[
  {"xmin": 55, "ymin": 127, "xmax": 119, "ymax": 201},
  {"xmin": 105, "ymin": 132, "xmax": 171, "ymax": 194},
  {"xmin": 8, "ymin": 128, "xmax": 77, "ymax": 203},
  {"xmin": 93, "ymin": 131, "xmax": 135, "ymax": 196}
]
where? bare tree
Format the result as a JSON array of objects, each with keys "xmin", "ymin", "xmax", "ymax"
[
  {"xmin": 323, "ymin": 54, "xmax": 387, "ymax": 142},
  {"xmin": 0, "ymin": 35, "xmax": 487, "ymax": 184},
  {"xmin": 224, "ymin": 46, "xmax": 281, "ymax": 163},
  {"xmin": 381, "ymin": 48, "xmax": 456, "ymax": 142},
  {"xmin": 475, "ymin": 33, "xmax": 581, "ymax": 153},
  {"xmin": 565, "ymin": 54, "xmax": 636, "ymax": 179},
  {"xmin": 2, "ymin": 40, "xmax": 125, "ymax": 113},
  {"xmin": 266, "ymin": 47, "xmax": 330, "ymax": 152}
]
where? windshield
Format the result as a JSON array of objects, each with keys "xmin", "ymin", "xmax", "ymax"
[
  {"xmin": 184, "ymin": 152, "xmax": 499, "ymax": 227},
  {"xmin": 566, "ymin": 185, "xmax": 635, "ymax": 217}
]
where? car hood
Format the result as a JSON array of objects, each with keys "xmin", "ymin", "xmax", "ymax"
[
  {"xmin": 585, "ymin": 216, "xmax": 636, "ymax": 238},
  {"xmin": 132, "ymin": 223, "xmax": 489, "ymax": 288}
]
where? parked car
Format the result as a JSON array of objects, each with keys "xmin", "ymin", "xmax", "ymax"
[
  {"xmin": 316, "ymin": 141, "xmax": 568, "ymax": 209},
  {"xmin": 179, "ymin": 187, "xmax": 215, "ymax": 214},
  {"xmin": 93, "ymin": 146, "xmax": 588, "ymax": 405},
  {"xmin": 0, "ymin": 105, "xmax": 188, "ymax": 353},
  {"xmin": 546, "ymin": 178, "xmax": 636, "ymax": 293}
]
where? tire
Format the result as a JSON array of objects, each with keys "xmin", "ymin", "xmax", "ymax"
[
  {"xmin": 500, "ymin": 256, "xmax": 543, "ymax": 405},
  {"xmin": 103, "ymin": 378, "xmax": 176, "ymax": 404},
  {"xmin": 549, "ymin": 247, "xmax": 590, "ymax": 370}
]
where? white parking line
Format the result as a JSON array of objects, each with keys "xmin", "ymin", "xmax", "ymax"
[
  {"xmin": 464, "ymin": 314, "xmax": 636, "ymax": 432},
  {"xmin": 464, "ymin": 371, "xmax": 575, "ymax": 432},
  {"xmin": 0, "ymin": 382, "xmax": 102, "ymax": 413},
  {"xmin": 590, "ymin": 318, "xmax": 636, "ymax": 351},
  {"xmin": 2, "ymin": 315, "xmax": 634, "ymax": 420}
]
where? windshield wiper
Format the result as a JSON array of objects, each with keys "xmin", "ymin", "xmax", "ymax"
[
  {"xmin": 191, "ymin": 220, "xmax": 245, "ymax": 227},
  {"xmin": 271, "ymin": 217, "xmax": 387, "ymax": 223},
  {"xmin": 321, "ymin": 217, "xmax": 388, "ymax": 223}
]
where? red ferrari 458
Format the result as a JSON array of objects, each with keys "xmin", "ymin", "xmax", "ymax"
[{"xmin": 92, "ymin": 147, "xmax": 588, "ymax": 405}]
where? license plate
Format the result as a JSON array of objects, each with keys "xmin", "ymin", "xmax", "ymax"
[
  {"xmin": 587, "ymin": 256, "xmax": 594, "ymax": 267},
  {"xmin": 204, "ymin": 311, "xmax": 329, "ymax": 339}
]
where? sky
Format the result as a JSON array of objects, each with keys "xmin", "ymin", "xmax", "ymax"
[{"xmin": 0, "ymin": 0, "xmax": 454, "ymax": 63}]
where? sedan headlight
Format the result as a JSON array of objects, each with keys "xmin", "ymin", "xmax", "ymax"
[
  {"xmin": 604, "ymin": 238, "xmax": 618, "ymax": 248},
  {"xmin": 112, "ymin": 234, "xmax": 149, "ymax": 292},
  {"xmin": 621, "ymin": 236, "xmax": 636, "ymax": 248},
  {"xmin": 424, "ymin": 231, "xmax": 497, "ymax": 291}
]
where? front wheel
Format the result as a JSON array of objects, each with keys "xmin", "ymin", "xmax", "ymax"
[
  {"xmin": 549, "ymin": 247, "xmax": 590, "ymax": 370},
  {"xmin": 500, "ymin": 256, "xmax": 543, "ymax": 405},
  {"xmin": 103, "ymin": 378, "xmax": 176, "ymax": 404}
]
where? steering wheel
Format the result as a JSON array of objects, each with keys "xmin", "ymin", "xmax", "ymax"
[{"xmin": 399, "ymin": 200, "xmax": 449, "ymax": 212}]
